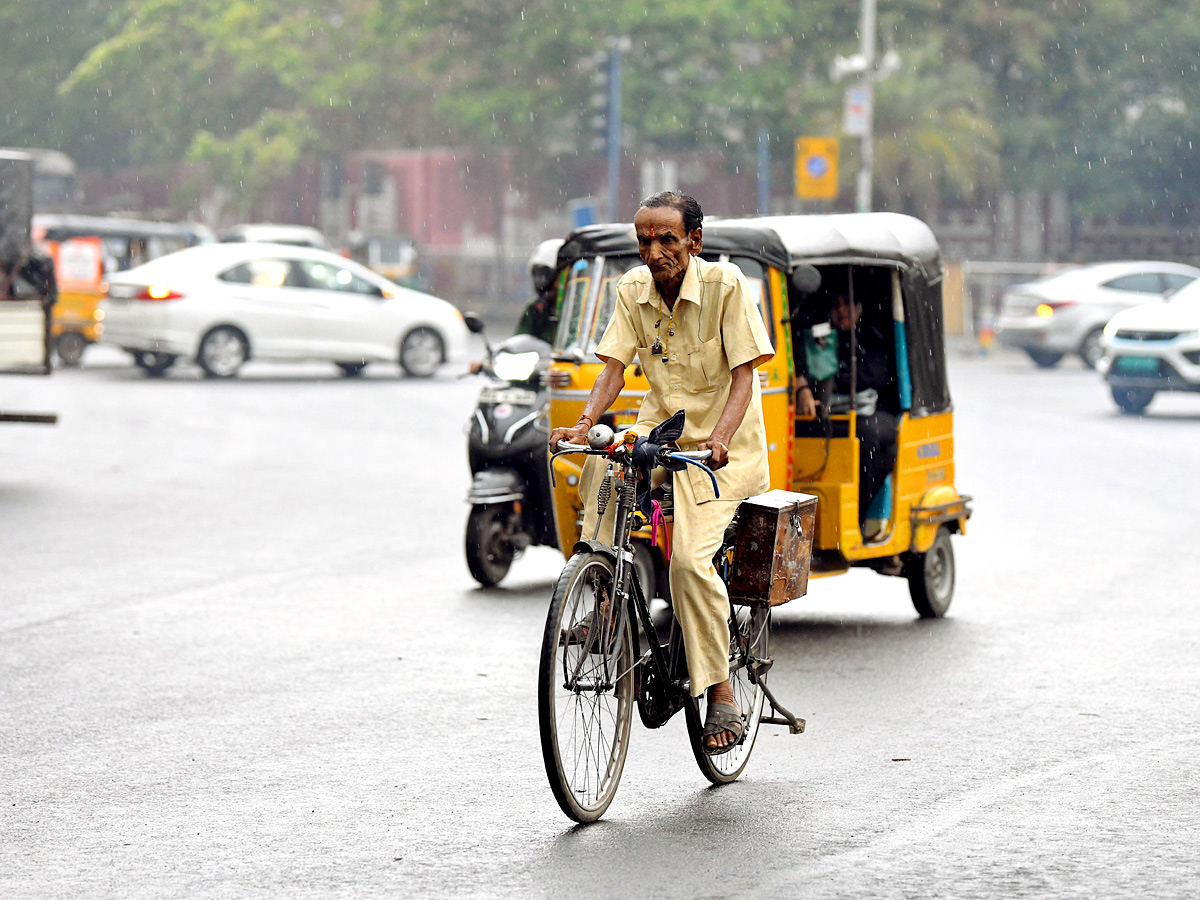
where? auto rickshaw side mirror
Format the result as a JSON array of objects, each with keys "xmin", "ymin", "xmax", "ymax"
[{"xmin": 463, "ymin": 312, "xmax": 486, "ymax": 334}]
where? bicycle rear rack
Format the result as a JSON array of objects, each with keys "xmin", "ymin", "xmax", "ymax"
[{"xmin": 749, "ymin": 657, "xmax": 806, "ymax": 734}]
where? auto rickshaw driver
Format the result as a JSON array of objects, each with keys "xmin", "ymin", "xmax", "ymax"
[{"xmin": 548, "ymin": 191, "xmax": 775, "ymax": 755}]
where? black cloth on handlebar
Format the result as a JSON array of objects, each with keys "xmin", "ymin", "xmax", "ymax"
[{"xmin": 632, "ymin": 411, "xmax": 689, "ymax": 517}]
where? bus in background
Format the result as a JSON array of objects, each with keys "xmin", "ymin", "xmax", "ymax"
[{"xmin": 1, "ymin": 150, "xmax": 56, "ymax": 427}]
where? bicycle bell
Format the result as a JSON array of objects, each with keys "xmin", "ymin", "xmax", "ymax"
[{"xmin": 587, "ymin": 423, "xmax": 615, "ymax": 449}]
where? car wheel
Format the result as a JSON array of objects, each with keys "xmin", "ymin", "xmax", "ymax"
[
  {"xmin": 55, "ymin": 331, "xmax": 88, "ymax": 367},
  {"xmin": 197, "ymin": 326, "xmax": 249, "ymax": 378},
  {"xmin": 1078, "ymin": 328, "xmax": 1106, "ymax": 369},
  {"xmin": 134, "ymin": 351, "xmax": 177, "ymax": 377},
  {"xmin": 1111, "ymin": 386, "xmax": 1155, "ymax": 415},
  {"xmin": 336, "ymin": 361, "xmax": 368, "ymax": 377},
  {"xmin": 399, "ymin": 327, "xmax": 444, "ymax": 378},
  {"xmin": 1025, "ymin": 348, "xmax": 1063, "ymax": 369}
]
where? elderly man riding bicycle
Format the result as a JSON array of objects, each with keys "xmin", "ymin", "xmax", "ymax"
[{"xmin": 548, "ymin": 190, "xmax": 774, "ymax": 755}]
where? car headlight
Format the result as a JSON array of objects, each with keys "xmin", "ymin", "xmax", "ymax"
[{"xmin": 492, "ymin": 350, "xmax": 540, "ymax": 382}]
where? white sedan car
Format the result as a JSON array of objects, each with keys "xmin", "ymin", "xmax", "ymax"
[
  {"xmin": 1098, "ymin": 280, "xmax": 1200, "ymax": 414},
  {"xmin": 98, "ymin": 243, "xmax": 468, "ymax": 378},
  {"xmin": 995, "ymin": 261, "xmax": 1200, "ymax": 369}
]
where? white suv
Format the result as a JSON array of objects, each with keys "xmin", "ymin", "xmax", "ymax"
[
  {"xmin": 996, "ymin": 261, "xmax": 1200, "ymax": 369},
  {"xmin": 1098, "ymin": 281, "xmax": 1200, "ymax": 414}
]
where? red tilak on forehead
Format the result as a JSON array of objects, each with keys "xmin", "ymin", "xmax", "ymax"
[{"xmin": 647, "ymin": 226, "xmax": 657, "ymax": 237}]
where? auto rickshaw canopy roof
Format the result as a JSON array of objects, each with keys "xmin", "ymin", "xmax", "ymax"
[{"xmin": 717, "ymin": 213, "xmax": 943, "ymax": 282}]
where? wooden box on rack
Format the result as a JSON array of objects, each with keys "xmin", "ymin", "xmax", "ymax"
[{"xmin": 728, "ymin": 490, "xmax": 818, "ymax": 607}]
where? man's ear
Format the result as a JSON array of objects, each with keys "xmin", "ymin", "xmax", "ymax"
[{"xmin": 689, "ymin": 228, "xmax": 703, "ymax": 255}]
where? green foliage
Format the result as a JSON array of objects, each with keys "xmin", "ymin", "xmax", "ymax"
[{"xmin": 0, "ymin": 0, "xmax": 1196, "ymax": 222}]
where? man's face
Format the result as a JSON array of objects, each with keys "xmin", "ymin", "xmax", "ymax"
[
  {"xmin": 633, "ymin": 206, "xmax": 700, "ymax": 286},
  {"xmin": 831, "ymin": 294, "xmax": 859, "ymax": 330}
]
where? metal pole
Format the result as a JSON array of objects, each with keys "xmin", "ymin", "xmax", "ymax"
[
  {"xmin": 757, "ymin": 128, "xmax": 770, "ymax": 215},
  {"xmin": 855, "ymin": 0, "xmax": 877, "ymax": 213},
  {"xmin": 606, "ymin": 45, "xmax": 623, "ymax": 223}
]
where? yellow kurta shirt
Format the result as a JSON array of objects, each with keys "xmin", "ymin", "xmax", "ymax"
[{"xmin": 594, "ymin": 255, "xmax": 774, "ymax": 503}]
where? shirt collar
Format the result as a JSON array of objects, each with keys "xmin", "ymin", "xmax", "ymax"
[{"xmin": 639, "ymin": 256, "xmax": 703, "ymax": 310}]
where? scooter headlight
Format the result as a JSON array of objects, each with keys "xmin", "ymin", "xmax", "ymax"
[{"xmin": 492, "ymin": 350, "xmax": 540, "ymax": 382}]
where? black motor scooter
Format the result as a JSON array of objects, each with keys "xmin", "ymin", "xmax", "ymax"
[{"xmin": 463, "ymin": 313, "xmax": 558, "ymax": 586}]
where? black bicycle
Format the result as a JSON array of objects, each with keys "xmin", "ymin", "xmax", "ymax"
[{"xmin": 539, "ymin": 421, "xmax": 804, "ymax": 823}]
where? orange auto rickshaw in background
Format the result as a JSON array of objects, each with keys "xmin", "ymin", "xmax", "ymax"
[
  {"xmin": 32, "ymin": 215, "xmax": 213, "ymax": 366},
  {"xmin": 547, "ymin": 213, "xmax": 971, "ymax": 618}
]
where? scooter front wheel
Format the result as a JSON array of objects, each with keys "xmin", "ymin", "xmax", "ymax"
[{"xmin": 465, "ymin": 505, "xmax": 515, "ymax": 586}]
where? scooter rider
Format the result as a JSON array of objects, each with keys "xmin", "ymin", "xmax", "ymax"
[
  {"xmin": 548, "ymin": 191, "xmax": 774, "ymax": 756},
  {"xmin": 515, "ymin": 238, "xmax": 563, "ymax": 344}
]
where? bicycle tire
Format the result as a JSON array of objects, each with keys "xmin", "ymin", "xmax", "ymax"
[
  {"xmin": 538, "ymin": 551, "xmax": 635, "ymax": 822},
  {"xmin": 685, "ymin": 605, "xmax": 770, "ymax": 784}
]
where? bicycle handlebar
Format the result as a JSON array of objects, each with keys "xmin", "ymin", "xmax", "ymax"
[{"xmin": 554, "ymin": 439, "xmax": 711, "ymax": 461}]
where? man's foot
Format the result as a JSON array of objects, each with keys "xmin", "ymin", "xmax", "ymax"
[{"xmin": 703, "ymin": 680, "xmax": 743, "ymax": 755}]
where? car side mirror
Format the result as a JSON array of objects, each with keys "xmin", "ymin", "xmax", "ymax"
[{"xmin": 463, "ymin": 312, "xmax": 486, "ymax": 335}]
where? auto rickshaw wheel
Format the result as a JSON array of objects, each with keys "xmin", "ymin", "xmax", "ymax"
[
  {"xmin": 905, "ymin": 526, "xmax": 955, "ymax": 618},
  {"xmin": 55, "ymin": 331, "xmax": 88, "ymax": 367}
]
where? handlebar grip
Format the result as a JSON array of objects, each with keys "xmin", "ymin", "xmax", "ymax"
[{"xmin": 556, "ymin": 439, "xmax": 588, "ymax": 451}]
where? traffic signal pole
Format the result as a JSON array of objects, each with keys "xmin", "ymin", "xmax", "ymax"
[
  {"xmin": 856, "ymin": 0, "xmax": 877, "ymax": 213},
  {"xmin": 606, "ymin": 44, "xmax": 624, "ymax": 223}
]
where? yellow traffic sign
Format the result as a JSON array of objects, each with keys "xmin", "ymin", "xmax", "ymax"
[{"xmin": 795, "ymin": 137, "xmax": 839, "ymax": 200}]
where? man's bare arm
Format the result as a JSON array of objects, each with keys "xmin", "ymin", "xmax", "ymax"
[{"xmin": 547, "ymin": 356, "xmax": 627, "ymax": 452}]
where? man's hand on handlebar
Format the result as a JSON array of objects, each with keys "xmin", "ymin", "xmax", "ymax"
[
  {"xmin": 548, "ymin": 422, "xmax": 589, "ymax": 455},
  {"xmin": 696, "ymin": 437, "xmax": 730, "ymax": 469}
]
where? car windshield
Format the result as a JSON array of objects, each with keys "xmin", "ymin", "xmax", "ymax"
[{"xmin": 553, "ymin": 254, "xmax": 769, "ymax": 356}]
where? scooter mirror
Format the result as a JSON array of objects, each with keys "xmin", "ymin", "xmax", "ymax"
[
  {"xmin": 463, "ymin": 312, "xmax": 486, "ymax": 334},
  {"xmin": 793, "ymin": 264, "xmax": 822, "ymax": 295}
]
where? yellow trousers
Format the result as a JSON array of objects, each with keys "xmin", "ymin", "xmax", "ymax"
[{"xmin": 580, "ymin": 458, "xmax": 741, "ymax": 697}]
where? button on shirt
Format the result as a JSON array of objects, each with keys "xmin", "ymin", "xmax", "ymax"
[{"xmin": 594, "ymin": 256, "xmax": 774, "ymax": 503}]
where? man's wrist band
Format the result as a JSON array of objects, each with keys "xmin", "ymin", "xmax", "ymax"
[
  {"xmin": 798, "ymin": 384, "xmax": 812, "ymax": 393},
  {"xmin": 577, "ymin": 415, "xmax": 595, "ymax": 428}
]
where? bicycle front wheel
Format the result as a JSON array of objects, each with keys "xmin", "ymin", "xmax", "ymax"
[
  {"xmin": 538, "ymin": 552, "xmax": 635, "ymax": 822},
  {"xmin": 686, "ymin": 604, "xmax": 770, "ymax": 784}
]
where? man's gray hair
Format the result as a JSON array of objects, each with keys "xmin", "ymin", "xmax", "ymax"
[{"xmin": 638, "ymin": 191, "xmax": 703, "ymax": 234}]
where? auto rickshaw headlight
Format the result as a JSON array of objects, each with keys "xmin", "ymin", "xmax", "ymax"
[{"xmin": 1035, "ymin": 303, "xmax": 1055, "ymax": 318}]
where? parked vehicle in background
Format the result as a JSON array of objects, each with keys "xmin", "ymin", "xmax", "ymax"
[
  {"xmin": 220, "ymin": 223, "xmax": 328, "ymax": 249},
  {"xmin": 1098, "ymin": 280, "xmax": 1200, "ymax": 414},
  {"xmin": 32, "ymin": 214, "xmax": 214, "ymax": 366},
  {"xmin": 98, "ymin": 242, "xmax": 468, "ymax": 379},
  {"xmin": 0, "ymin": 149, "xmax": 56, "ymax": 427},
  {"xmin": 345, "ymin": 231, "xmax": 421, "ymax": 288},
  {"xmin": 996, "ymin": 261, "xmax": 1200, "ymax": 369}
]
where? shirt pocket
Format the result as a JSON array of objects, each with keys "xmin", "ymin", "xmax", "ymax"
[
  {"xmin": 636, "ymin": 345, "xmax": 666, "ymax": 394},
  {"xmin": 687, "ymin": 337, "xmax": 727, "ymax": 393}
]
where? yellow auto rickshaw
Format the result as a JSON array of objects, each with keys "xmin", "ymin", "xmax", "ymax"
[
  {"xmin": 33, "ymin": 215, "xmax": 213, "ymax": 366},
  {"xmin": 547, "ymin": 213, "xmax": 971, "ymax": 617}
]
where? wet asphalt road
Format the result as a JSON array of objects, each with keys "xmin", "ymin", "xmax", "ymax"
[{"xmin": 2, "ymin": 343, "xmax": 1199, "ymax": 899}]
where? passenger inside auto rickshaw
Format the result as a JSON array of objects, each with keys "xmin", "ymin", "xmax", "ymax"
[{"xmin": 793, "ymin": 265, "xmax": 900, "ymax": 541}]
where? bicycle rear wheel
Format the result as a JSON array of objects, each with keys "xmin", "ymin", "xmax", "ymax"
[
  {"xmin": 538, "ymin": 552, "xmax": 635, "ymax": 822},
  {"xmin": 686, "ymin": 604, "xmax": 770, "ymax": 784}
]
